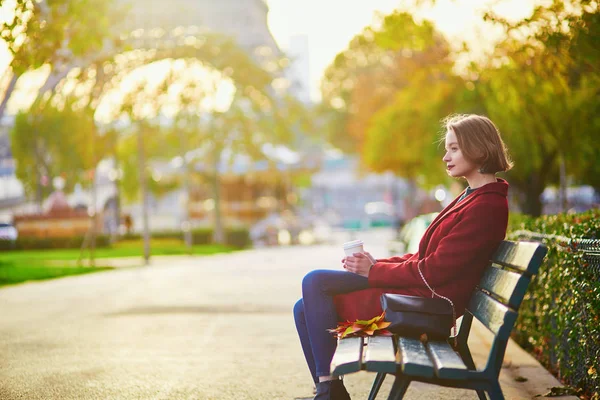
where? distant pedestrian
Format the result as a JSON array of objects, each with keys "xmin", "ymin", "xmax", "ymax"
[{"xmin": 293, "ymin": 114, "xmax": 513, "ymax": 399}]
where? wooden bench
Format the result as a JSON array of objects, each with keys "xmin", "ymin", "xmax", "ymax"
[{"xmin": 330, "ymin": 240, "xmax": 548, "ymax": 400}]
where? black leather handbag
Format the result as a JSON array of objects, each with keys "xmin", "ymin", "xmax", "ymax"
[
  {"xmin": 380, "ymin": 264, "xmax": 457, "ymax": 340},
  {"xmin": 380, "ymin": 293, "xmax": 454, "ymax": 339}
]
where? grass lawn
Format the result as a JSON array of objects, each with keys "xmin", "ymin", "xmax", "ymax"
[
  {"xmin": 0, "ymin": 261, "xmax": 115, "ymax": 286},
  {"xmin": 0, "ymin": 239, "xmax": 241, "ymax": 287}
]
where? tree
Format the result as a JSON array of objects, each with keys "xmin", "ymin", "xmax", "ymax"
[
  {"xmin": 321, "ymin": 11, "xmax": 464, "ymax": 168},
  {"xmin": 364, "ymin": 75, "xmax": 462, "ymax": 187},
  {"xmin": 10, "ymin": 98, "xmax": 98, "ymax": 206},
  {"xmin": 0, "ymin": 0, "xmax": 125, "ymax": 121},
  {"xmin": 474, "ymin": 0, "xmax": 600, "ymax": 215},
  {"xmin": 320, "ymin": 11, "xmax": 465, "ymax": 220}
]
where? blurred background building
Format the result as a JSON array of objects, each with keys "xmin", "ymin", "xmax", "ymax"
[
  {"xmin": 119, "ymin": 0, "xmax": 280, "ymax": 54},
  {"xmin": 285, "ymin": 34, "xmax": 311, "ymax": 104}
]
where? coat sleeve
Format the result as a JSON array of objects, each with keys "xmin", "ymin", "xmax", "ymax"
[
  {"xmin": 375, "ymin": 254, "xmax": 414, "ymax": 263},
  {"xmin": 368, "ymin": 200, "xmax": 507, "ymax": 289}
]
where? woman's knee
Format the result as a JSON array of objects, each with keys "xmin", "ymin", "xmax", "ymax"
[
  {"xmin": 302, "ymin": 269, "xmax": 329, "ymax": 292},
  {"xmin": 293, "ymin": 298, "xmax": 304, "ymax": 320}
]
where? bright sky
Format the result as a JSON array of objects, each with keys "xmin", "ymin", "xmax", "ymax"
[{"xmin": 267, "ymin": 0, "xmax": 538, "ymax": 101}]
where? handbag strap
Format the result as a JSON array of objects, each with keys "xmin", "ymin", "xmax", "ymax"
[{"xmin": 417, "ymin": 264, "xmax": 458, "ymax": 341}]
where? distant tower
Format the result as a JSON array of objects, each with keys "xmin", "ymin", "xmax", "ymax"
[
  {"xmin": 286, "ymin": 34, "xmax": 311, "ymax": 103},
  {"xmin": 119, "ymin": 0, "xmax": 280, "ymax": 55}
]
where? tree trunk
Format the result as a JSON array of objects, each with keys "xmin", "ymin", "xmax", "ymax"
[
  {"xmin": 138, "ymin": 126, "xmax": 151, "ymax": 264},
  {"xmin": 89, "ymin": 167, "xmax": 97, "ymax": 267},
  {"xmin": 0, "ymin": 72, "xmax": 19, "ymax": 122},
  {"xmin": 110, "ymin": 157, "xmax": 122, "ymax": 245},
  {"xmin": 517, "ymin": 173, "xmax": 546, "ymax": 217},
  {"xmin": 211, "ymin": 169, "xmax": 224, "ymax": 244},
  {"xmin": 179, "ymin": 130, "xmax": 193, "ymax": 251}
]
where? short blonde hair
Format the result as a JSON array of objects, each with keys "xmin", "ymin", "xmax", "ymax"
[{"xmin": 443, "ymin": 114, "xmax": 513, "ymax": 174}]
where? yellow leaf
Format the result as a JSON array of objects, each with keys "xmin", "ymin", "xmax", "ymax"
[
  {"xmin": 356, "ymin": 315, "xmax": 380, "ymax": 326},
  {"xmin": 341, "ymin": 326, "xmax": 355, "ymax": 339}
]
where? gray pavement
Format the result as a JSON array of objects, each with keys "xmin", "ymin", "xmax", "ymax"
[{"xmin": 0, "ymin": 229, "xmax": 573, "ymax": 399}]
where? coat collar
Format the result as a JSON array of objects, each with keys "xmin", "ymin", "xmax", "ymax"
[
  {"xmin": 438, "ymin": 178, "xmax": 508, "ymax": 218},
  {"xmin": 419, "ymin": 178, "xmax": 509, "ymax": 252}
]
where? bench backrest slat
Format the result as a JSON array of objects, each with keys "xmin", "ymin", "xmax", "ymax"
[
  {"xmin": 490, "ymin": 241, "xmax": 547, "ymax": 276},
  {"xmin": 467, "ymin": 289, "xmax": 517, "ymax": 338},
  {"xmin": 477, "ymin": 265, "xmax": 531, "ymax": 309}
]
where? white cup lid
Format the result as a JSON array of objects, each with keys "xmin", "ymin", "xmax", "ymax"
[{"xmin": 343, "ymin": 239, "xmax": 363, "ymax": 249}]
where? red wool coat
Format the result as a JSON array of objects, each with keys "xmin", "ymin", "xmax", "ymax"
[{"xmin": 334, "ymin": 179, "xmax": 509, "ymax": 322}]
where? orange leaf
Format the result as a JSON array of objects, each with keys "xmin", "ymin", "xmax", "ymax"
[{"xmin": 376, "ymin": 321, "xmax": 391, "ymax": 329}]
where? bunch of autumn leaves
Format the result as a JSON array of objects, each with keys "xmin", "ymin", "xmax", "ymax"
[{"xmin": 328, "ymin": 312, "xmax": 391, "ymax": 339}]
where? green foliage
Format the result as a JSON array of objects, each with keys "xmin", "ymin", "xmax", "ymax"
[
  {"xmin": 0, "ymin": 0, "xmax": 123, "ymax": 74},
  {"xmin": 364, "ymin": 76, "xmax": 461, "ymax": 187},
  {"xmin": 320, "ymin": 11, "xmax": 472, "ymax": 185},
  {"xmin": 115, "ymin": 121, "xmax": 175, "ymax": 202},
  {"xmin": 320, "ymin": 2, "xmax": 600, "ymax": 215},
  {"xmin": 10, "ymin": 100, "xmax": 100, "ymax": 197},
  {"xmin": 507, "ymin": 209, "xmax": 600, "ymax": 397},
  {"xmin": 0, "ymin": 0, "xmax": 126, "ymax": 121},
  {"xmin": 224, "ymin": 227, "xmax": 251, "ymax": 248},
  {"xmin": 475, "ymin": 0, "xmax": 600, "ymax": 215}
]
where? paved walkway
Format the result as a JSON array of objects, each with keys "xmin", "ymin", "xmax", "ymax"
[{"xmin": 0, "ymin": 229, "xmax": 573, "ymax": 399}]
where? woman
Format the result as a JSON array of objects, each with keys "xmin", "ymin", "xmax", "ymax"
[{"xmin": 293, "ymin": 114, "xmax": 513, "ymax": 400}]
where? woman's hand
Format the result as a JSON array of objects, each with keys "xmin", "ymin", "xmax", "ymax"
[{"xmin": 342, "ymin": 252, "xmax": 375, "ymax": 277}]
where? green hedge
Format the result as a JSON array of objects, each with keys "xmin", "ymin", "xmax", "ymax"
[
  {"xmin": 0, "ymin": 235, "xmax": 111, "ymax": 251},
  {"xmin": 507, "ymin": 209, "xmax": 600, "ymax": 398},
  {"xmin": 224, "ymin": 227, "xmax": 251, "ymax": 248},
  {"xmin": 121, "ymin": 227, "xmax": 250, "ymax": 248}
]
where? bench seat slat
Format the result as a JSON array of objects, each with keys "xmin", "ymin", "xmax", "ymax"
[
  {"xmin": 397, "ymin": 337, "xmax": 435, "ymax": 378},
  {"xmin": 427, "ymin": 341, "xmax": 468, "ymax": 379},
  {"xmin": 331, "ymin": 337, "xmax": 363, "ymax": 376},
  {"xmin": 364, "ymin": 336, "xmax": 397, "ymax": 374},
  {"xmin": 479, "ymin": 265, "xmax": 531, "ymax": 309}
]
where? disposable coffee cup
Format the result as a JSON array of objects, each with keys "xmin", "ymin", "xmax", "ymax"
[{"xmin": 343, "ymin": 239, "xmax": 364, "ymax": 257}]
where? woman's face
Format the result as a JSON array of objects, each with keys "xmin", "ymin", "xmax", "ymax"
[{"xmin": 443, "ymin": 129, "xmax": 478, "ymax": 179}]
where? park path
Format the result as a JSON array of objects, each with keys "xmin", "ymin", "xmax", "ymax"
[{"xmin": 0, "ymin": 229, "xmax": 571, "ymax": 399}]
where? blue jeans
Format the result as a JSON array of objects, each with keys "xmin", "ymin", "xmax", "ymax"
[{"xmin": 293, "ymin": 269, "xmax": 369, "ymax": 382}]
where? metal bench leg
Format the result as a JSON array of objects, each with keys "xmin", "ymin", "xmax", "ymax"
[
  {"xmin": 387, "ymin": 375, "xmax": 410, "ymax": 400},
  {"xmin": 367, "ymin": 372, "xmax": 386, "ymax": 400},
  {"xmin": 457, "ymin": 344, "xmax": 486, "ymax": 400},
  {"xmin": 486, "ymin": 381, "xmax": 505, "ymax": 400}
]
